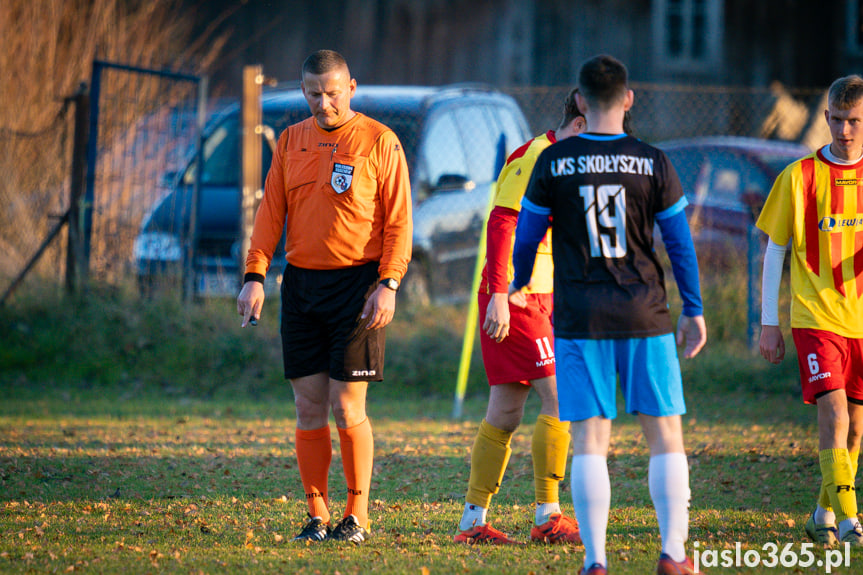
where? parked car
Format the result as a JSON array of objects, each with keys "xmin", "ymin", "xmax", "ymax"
[
  {"xmin": 656, "ymin": 136, "xmax": 811, "ymax": 259},
  {"xmin": 133, "ymin": 84, "xmax": 531, "ymax": 303}
]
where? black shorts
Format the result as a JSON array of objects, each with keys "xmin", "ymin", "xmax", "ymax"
[{"xmin": 280, "ymin": 261, "xmax": 385, "ymax": 382}]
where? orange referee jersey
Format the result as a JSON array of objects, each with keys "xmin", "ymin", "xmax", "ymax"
[
  {"xmin": 757, "ymin": 148, "xmax": 863, "ymax": 337},
  {"xmin": 245, "ymin": 113, "xmax": 412, "ymax": 281}
]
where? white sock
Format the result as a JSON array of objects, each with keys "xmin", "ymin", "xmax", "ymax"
[
  {"xmin": 649, "ymin": 452, "xmax": 691, "ymax": 563},
  {"xmin": 814, "ymin": 504, "xmax": 836, "ymax": 525},
  {"xmin": 535, "ymin": 501, "xmax": 561, "ymax": 525},
  {"xmin": 838, "ymin": 517, "xmax": 862, "ymax": 539},
  {"xmin": 571, "ymin": 454, "xmax": 609, "ymax": 569},
  {"xmin": 459, "ymin": 503, "xmax": 487, "ymax": 531}
]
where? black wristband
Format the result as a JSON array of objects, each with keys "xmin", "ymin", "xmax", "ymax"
[{"xmin": 244, "ymin": 273, "xmax": 265, "ymax": 285}]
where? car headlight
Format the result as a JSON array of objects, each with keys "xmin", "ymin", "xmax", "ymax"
[{"xmin": 133, "ymin": 232, "xmax": 183, "ymax": 261}]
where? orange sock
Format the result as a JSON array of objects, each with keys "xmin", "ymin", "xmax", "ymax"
[
  {"xmin": 295, "ymin": 426, "xmax": 332, "ymax": 523},
  {"xmin": 338, "ymin": 418, "xmax": 374, "ymax": 528}
]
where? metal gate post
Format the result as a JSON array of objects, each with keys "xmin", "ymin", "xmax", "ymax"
[
  {"xmin": 66, "ymin": 83, "xmax": 90, "ymax": 294},
  {"xmin": 82, "ymin": 60, "xmax": 104, "ymax": 290},
  {"xmin": 183, "ymin": 75, "xmax": 208, "ymax": 301}
]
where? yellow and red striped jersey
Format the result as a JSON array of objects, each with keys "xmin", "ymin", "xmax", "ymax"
[
  {"xmin": 479, "ymin": 131, "xmax": 556, "ymax": 295},
  {"xmin": 757, "ymin": 148, "xmax": 863, "ymax": 337}
]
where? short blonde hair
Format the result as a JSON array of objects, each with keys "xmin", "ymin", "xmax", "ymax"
[{"xmin": 828, "ymin": 75, "xmax": 863, "ymax": 110}]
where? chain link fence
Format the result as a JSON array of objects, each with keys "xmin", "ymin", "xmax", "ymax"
[
  {"xmin": 1, "ymin": 80, "xmax": 830, "ymax": 311},
  {"xmin": 0, "ymin": 101, "xmax": 75, "ymax": 294},
  {"xmin": 86, "ymin": 61, "xmax": 205, "ymax": 294},
  {"xmin": 508, "ymin": 82, "xmax": 829, "ymax": 148}
]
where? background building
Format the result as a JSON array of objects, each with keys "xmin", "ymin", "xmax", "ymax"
[{"xmin": 186, "ymin": 0, "xmax": 862, "ymax": 91}]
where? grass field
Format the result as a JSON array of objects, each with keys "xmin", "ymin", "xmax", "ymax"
[{"xmin": 1, "ymin": 281, "xmax": 861, "ymax": 574}]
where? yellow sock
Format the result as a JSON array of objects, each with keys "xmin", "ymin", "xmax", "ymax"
[
  {"xmin": 532, "ymin": 414, "xmax": 571, "ymax": 504},
  {"xmin": 820, "ymin": 448, "xmax": 858, "ymax": 523},
  {"xmin": 818, "ymin": 448, "xmax": 860, "ymax": 512},
  {"xmin": 466, "ymin": 419, "xmax": 513, "ymax": 508}
]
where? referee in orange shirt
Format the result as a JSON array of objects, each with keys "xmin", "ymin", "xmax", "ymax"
[{"xmin": 237, "ymin": 49, "xmax": 412, "ymax": 544}]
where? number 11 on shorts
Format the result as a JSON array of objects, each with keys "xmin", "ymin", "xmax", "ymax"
[{"xmin": 535, "ymin": 337, "xmax": 554, "ymax": 360}]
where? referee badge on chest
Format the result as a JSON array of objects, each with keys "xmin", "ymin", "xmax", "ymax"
[{"xmin": 331, "ymin": 163, "xmax": 354, "ymax": 194}]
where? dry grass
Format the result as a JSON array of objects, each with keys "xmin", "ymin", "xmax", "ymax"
[{"xmin": 0, "ymin": 0, "xmax": 227, "ymax": 283}]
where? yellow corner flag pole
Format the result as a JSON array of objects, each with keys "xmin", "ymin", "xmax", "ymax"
[{"xmin": 452, "ymin": 181, "xmax": 497, "ymax": 419}]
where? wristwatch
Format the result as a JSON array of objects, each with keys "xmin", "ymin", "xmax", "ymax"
[{"xmin": 379, "ymin": 278, "xmax": 399, "ymax": 292}]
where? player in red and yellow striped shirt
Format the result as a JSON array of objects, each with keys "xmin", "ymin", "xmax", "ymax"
[
  {"xmin": 758, "ymin": 74, "xmax": 863, "ymax": 547},
  {"xmin": 454, "ymin": 89, "xmax": 586, "ymax": 545}
]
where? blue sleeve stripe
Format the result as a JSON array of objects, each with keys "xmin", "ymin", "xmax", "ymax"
[
  {"xmin": 520, "ymin": 196, "xmax": 551, "ymax": 216},
  {"xmin": 655, "ymin": 196, "xmax": 689, "ymax": 220},
  {"xmin": 511, "ymin": 208, "xmax": 550, "ymax": 289},
  {"xmin": 656, "ymin": 209, "xmax": 703, "ymax": 316}
]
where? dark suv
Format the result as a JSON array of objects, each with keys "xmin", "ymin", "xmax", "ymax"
[{"xmin": 133, "ymin": 84, "xmax": 531, "ymax": 303}]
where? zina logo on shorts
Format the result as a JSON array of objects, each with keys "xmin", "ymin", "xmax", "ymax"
[{"xmin": 352, "ymin": 369, "xmax": 376, "ymax": 377}]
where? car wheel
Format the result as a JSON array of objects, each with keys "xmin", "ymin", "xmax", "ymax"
[{"xmin": 401, "ymin": 259, "xmax": 431, "ymax": 307}]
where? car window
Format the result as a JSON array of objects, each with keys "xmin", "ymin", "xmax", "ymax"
[
  {"xmin": 699, "ymin": 150, "xmax": 772, "ymax": 210},
  {"xmin": 356, "ymin": 108, "xmax": 421, "ymax": 171},
  {"xmin": 665, "ymin": 147, "xmax": 773, "ymax": 211},
  {"xmin": 420, "ymin": 109, "xmax": 469, "ymax": 189},
  {"xmin": 182, "ymin": 115, "xmax": 238, "ymax": 186},
  {"xmin": 494, "ymin": 105, "xmax": 529, "ymax": 166},
  {"xmin": 453, "ymin": 104, "xmax": 500, "ymax": 183}
]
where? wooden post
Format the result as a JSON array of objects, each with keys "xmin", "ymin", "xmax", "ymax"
[{"xmin": 239, "ymin": 65, "xmax": 264, "ymax": 289}]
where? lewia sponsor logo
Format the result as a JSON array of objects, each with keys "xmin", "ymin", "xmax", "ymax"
[{"xmin": 818, "ymin": 216, "xmax": 863, "ymax": 232}]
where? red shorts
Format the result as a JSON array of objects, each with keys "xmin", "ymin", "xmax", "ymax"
[
  {"xmin": 478, "ymin": 292, "xmax": 555, "ymax": 386},
  {"xmin": 792, "ymin": 328, "xmax": 863, "ymax": 405}
]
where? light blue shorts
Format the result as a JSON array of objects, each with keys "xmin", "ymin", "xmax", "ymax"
[{"xmin": 555, "ymin": 333, "xmax": 686, "ymax": 421}]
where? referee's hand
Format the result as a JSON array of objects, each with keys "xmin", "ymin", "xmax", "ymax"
[
  {"xmin": 237, "ymin": 281, "xmax": 265, "ymax": 328},
  {"xmin": 362, "ymin": 284, "xmax": 396, "ymax": 330}
]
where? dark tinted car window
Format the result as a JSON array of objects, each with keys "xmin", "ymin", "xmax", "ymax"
[
  {"xmin": 453, "ymin": 104, "xmax": 500, "ymax": 183},
  {"xmin": 494, "ymin": 105, "xmax": 529, "ymax": 167},
  {"xmin": 698, "ymin": 150, "xmax": 772, "ymax": 209},
  {"xmin": 192, "ymin": 115, "xmax": 239, "ymax": 186},
  {"xmin": 421, "ymin": 110, "xmax": 469, "ymax": 189},
  {"xmin": 354, "ymin": 108, "xmax": 422, "ymax": 170},
  {"xmin": 665, "ymin": 147, "xmax": 774, "ymax": 211}
]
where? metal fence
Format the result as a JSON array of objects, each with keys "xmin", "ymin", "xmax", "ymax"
[
  {"xmin": 85, "ymin": 61, "xmax": 206, "ymax": 298},
  {"xmin": 0, "ymin": 96, "xmax": 76, "ymax": 296},
  {"xmin": 508, "ymin": 82, "xmax": 829, "ymax": 148}
]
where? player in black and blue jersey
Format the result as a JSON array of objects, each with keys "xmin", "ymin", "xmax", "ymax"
[{"xmin": 510, "ymin": 54, "xmax": 707, "ymax": 575}]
